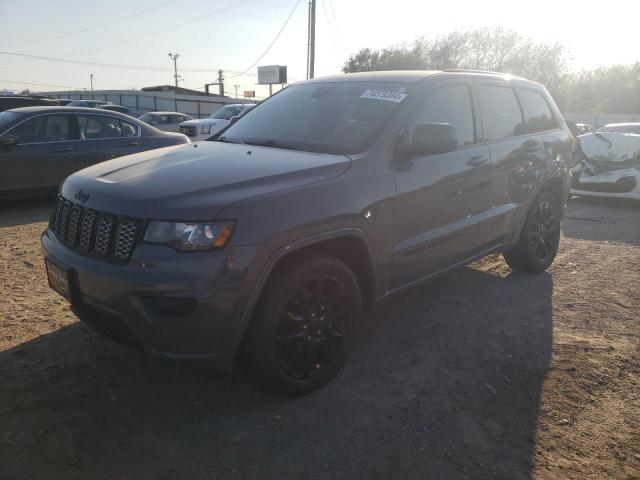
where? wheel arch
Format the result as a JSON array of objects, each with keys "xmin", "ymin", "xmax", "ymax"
[
  {"xmin": 541, "ymin": 176, "xmax": 566, "ymax": 210},
  {"xmin": 234, "ymin": 228, "xmax": 378, "ymax": 358}
]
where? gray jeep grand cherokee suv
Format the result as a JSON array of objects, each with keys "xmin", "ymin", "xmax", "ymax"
[{"xmin": 42, "ymin": 71, "xmax": 572, "ymax": 395}]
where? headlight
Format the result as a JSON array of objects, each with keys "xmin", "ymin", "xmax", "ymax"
[
  {"xmin": 143, "ymin": 221, "xmax": 235, "ymax": 251},
  {"xmin": 200, "ymin": 125, "xmax": 212, "ymax": 134}
]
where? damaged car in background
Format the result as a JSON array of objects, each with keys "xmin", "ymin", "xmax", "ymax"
[{"xmin": 571, "ymin": 129, "xmax": 640, "ymax": 200}]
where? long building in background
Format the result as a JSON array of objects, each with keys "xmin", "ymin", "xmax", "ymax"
[{"xmin": 37, "ymin": 88, "xmax": 257, "ymax": 119}]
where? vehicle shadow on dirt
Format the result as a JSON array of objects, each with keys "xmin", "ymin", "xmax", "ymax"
[
  {"xmin": 0, "ymin": 262, "xmax": 552, "ymax": 480},
  {"xmin": 0, "ymin": 196, "xmax": 55, "ymax": 228},
  {"xmin": 563, "ymin": 197, "xmax": 640, "ymax": 245}
]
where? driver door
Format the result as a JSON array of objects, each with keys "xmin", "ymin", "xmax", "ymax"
[
  {"xmin": 0, "ymin": 113, "xmax": 77, "ymax": 193},
  {"xmin": 391, "ymin": 82, "xmax": 492, "ymax": 288}
]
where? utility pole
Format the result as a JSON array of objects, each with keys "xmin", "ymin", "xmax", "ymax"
[
  {"xmin": 234, "ymin": 84, "xmax": 240, "ymax": 98},
  {"xmin": 168, "ymin": 53, "xmax": 180, "ymax": 88},
  {"xmin": 306, "ymin": 0, "xmax": 316, "ymax": 79},
  {"xmin": 90, "ymin": 74, "xmax": 94, "ymax": 91},
  {"xmin": 217, "ymin": 69, "xmax": 224, "ymax": 96}
]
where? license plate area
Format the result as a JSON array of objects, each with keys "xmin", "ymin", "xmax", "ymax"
[{"xmin": 45, "ymin": 257, "xmax": 74, "ymax": 300}]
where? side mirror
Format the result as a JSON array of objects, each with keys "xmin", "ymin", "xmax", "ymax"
[
  {"xmin": 565, "ymin": 120, "xmax": 579, "ymax": 137},
  {"xmin": 0, "ymin": 135, "xmax": 18, "ymax": 147},
  {"xmin": 410, "ymin": 123, "xmax": 458, "ymax": 156},
  {"xmin": 229, "ymin": 115, "xmax": 239, "ymax": 125}
]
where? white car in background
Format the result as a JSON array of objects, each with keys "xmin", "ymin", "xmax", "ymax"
[
  {"xmin": 139, "ymin": 112, "xmax": 193, "ymax": 132},
  {"xmin": 179, "ymin": 103, "xmax": 254, "ymax": 141},
  {"xmin": 571, "ymin": 129, "xmax": 640, "ymax": 200}
]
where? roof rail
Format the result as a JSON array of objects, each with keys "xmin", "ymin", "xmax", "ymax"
[{"xmin": 443, "ymin": 69, "xmax": 517, "ymax": 76}]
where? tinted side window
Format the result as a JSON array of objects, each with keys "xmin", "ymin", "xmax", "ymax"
[
  {"xmin": 10, "ymin": 116, "xmax": 47, "ymax": 143},
  {"xmin": 10, "ymin": 115, "xmax": 72, "ymax": 143},
  {"xmin": 414, "ymin": 84, "xmax": 475, "ymax": 147},
  {"xmin": 78, "ymin": 115, "xmax": 136, "ymax": 139},
  {"xmin": 45, "ymin": 115, "xmax": 72, "ymax": 141},
  {"xmin": 478, "ymin": 85, "xmax": 524, "ymax": 140},
  {"xmin": 120, "ymin": 120, "xmax": 138, "ymax": 137},
  {"xmin": 519, "ymin": 89, "xmax": 558, "ymax": 133}
]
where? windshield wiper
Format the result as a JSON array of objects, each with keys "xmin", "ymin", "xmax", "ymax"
[
  {"xmin": 242, "ymin": 140, "xmax": 301, "ymax": 151},
  {"xmin": 210, "ymin": 136, "xmax": 241, "ymax": 144}
]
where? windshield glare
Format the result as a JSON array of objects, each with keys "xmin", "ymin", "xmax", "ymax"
[{"xmin": 216, "ymin": 82, "xmax": 413, "ymax": 154}]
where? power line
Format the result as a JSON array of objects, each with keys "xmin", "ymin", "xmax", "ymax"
[
  {"xmin": 320, "ymin": 0, "xmax": 340, "ymax": 60},
  {"xmin": 64, "ymin": 0, "xmax": 252, "ymax": 57},
  {"xmin": 0, "ymin": 79, "xmax": 85, "ymax": 90},
  {"xmin": 326, "ymin": 0, "xmax": 343, "ymax": 58},
  {"xmin": 6, "ymin": 0, "xmax": 177, "ymax": 48},
  {"xmin": 228, "ymin": 0, "xmax": 303, "ymax": 79},
  {"xmin": 0, "ymin": 50, "xmax": 257, "ymax": 75},
  {"xmin": 131, "ymin": 59, "xmax": 172, "ymax": 89}
]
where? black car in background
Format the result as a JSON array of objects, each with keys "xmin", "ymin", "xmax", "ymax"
[
  {"xmin": 0, "ymin": 106, "xmax": 189, "ymax": 199},
  {"xmin": 67, "ymin": 99, "xmax": 110, "ymax": 108},
  {"xmin": 0, "ymin": 95, "xmax": 59, "ymax": 112},
  {"xmin": 99, "ymin": 105, "xmax": 136, "ymax": 116}
]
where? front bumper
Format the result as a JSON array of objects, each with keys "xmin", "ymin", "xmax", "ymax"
[
  {"xmin": 41, "ymin": 229, "xmax": 259, "ymax": 367},
  {"xmin": 571, "ymin": 167, "xmax": 640, "ymax": 200}
]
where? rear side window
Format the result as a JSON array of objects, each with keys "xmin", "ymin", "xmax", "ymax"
[
  {"xmin": 9, "ymin": 114, "xmax": 72, "ymax": 143},
  {"xmin": 77, "ymin": 115, "xmax": 138, "ymax": 139},
  {"xmin": 519, "ymin": 89, "xmax": 558, "ymax": 133},
  {"xmin": 414, "ymin": 84, "xmax": 475, "ymax": 147},
  {"xmin": 478, "ymin": 85, "xmax": 524, "ymax": 141}
]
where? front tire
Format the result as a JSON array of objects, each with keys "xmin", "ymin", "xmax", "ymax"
[
  {"xmin": 242, "ymin": 254, "xmax": 362, "ymax": 396},
  {"xmin": 503, "ymin": 191, "xmax": 561, "ymax": 273}
]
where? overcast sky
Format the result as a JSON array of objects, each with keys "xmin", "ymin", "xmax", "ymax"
[{"xmin": 0, "ymin": 0, "xmax": 638, "ymax": 98}]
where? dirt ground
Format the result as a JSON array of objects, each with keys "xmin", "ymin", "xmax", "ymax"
[{"xmin": 1, "ymin": 196, "xmax": 639, "ymax": 480}]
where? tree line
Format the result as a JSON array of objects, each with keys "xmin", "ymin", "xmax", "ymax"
[{"xmin": 342, "ymin": 28, "xmax": 640, "ymax": 114}]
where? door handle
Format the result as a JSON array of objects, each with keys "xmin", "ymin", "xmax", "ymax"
[
  {"xmin": 467, "ymin": 155, "xmax": 489, "ymax": 167},
  {"xmin": 124, "ymin": 141, "xmax": 139, "ymax": 147},
  {"xmin": 54, "ymin": 147, "xmax": 74, "ymax": 153}
]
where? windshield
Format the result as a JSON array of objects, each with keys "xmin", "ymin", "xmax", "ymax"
[
  {"xmin": 139, "ymin": 113, "xmax": 155, "ymax": 123},
  {"xmin": 211, "ymin": 106, "xmax": 244, "ymax": 120},
  {"xmin": 0, "ymin": 111, "xmax": 24, "ymax": 132},
  {"xmin": 216, "ymin": 82, "xmax": 413, "ymax": 155}
]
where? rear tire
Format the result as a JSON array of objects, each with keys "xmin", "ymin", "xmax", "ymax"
[
  {"xmin": 241, "ymin": 254, "xmax": 362, "ymax": 396},
  {"xmin": 503, "ymin": 191, "xmax": 561, "ymax": 273}
]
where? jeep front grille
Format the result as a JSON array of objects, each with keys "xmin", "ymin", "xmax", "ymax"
[{"xmin": 50, "ymin": 196, "xmax": 142, "ymax": 261}]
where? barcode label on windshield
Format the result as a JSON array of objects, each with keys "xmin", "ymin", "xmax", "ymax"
[{"xmin": 360, "ymin": 89, "xmax": 407, "ymax": 103}]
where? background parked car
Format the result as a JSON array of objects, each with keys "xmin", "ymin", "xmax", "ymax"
[
  {"xmin": 56, "ymin": 99, "xmax": 74, "ymax": 106},
  {"xmin": 0, "ymin": 106, "xmax": 189, "ymax": 199},
  {"xmin": 179, "ymin": 103, "xmax": 254, "ymax": 141},
  {"xmin": 597, "ymin": 123, "xmax": 640, "ymax": 134},
  {"xmin": 138, "ymin": 112, "xmax": 193, "ymax": 132},
  {"xmin": 0, "ymin": 95, "xmax": 59, "ymax": 112},
  {"xmin": 571, "ymin": 129, "xmax": 640, "ymax": 200},
  {"xmin": 99, "ymin": 104, "xmax": 137, "ymax": 116},
  {"xmin": 67, "ymin": 99, "xmax": 111, "ymax": 108}
]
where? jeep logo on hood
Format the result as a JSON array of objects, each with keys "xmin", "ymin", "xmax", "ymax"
[{"xmin": 74, "ymin": 190, "xmax": 90, "ymax": 204}]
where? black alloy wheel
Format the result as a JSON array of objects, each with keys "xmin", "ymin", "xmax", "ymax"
[
  {"xmin": 275, "ymin": 275, "xmax": 350, "ymax": 380},
  {"xmin": 503, "ymin": 190, "xmax": 561, "ymax": 273},
  {"xmin": 242, "ymin": 254, "xmax": 362, "ymax": 396},
  {"xmin": 529, "ymin": 199, "xmax": 559, "ymax": 264}
]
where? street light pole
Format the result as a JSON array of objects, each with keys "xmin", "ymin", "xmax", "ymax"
[
  {"xmin": 234, "ymin": 84, "xmax": 240, "ymax": 98},
  {"xmin": 306, "ymin": 0, "xmax": 316, "ymax": 79},
  {"xmin": 90, "ymin": 74, "xmax": 94, "ymax": 91},
  {"xmin": 168, "ymin": 53, "xmax": 180, "ymax": 88}
]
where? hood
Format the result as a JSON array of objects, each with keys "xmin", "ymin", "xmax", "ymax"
[
  {"xmin": 180, "ymin": 118, "xmax": 222, "ymax": 127},
  {"xmin": 61, "ymin": 141, "xmax": 351, "ymax": 220},
  {"xmin": 578, "ymin": 132, "xmax": 640, "ymax": 170}
]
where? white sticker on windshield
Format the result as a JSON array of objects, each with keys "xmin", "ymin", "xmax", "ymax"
[{"xmin": 360, "ymin": 88, "xmax": 408, "ymax": 103}]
